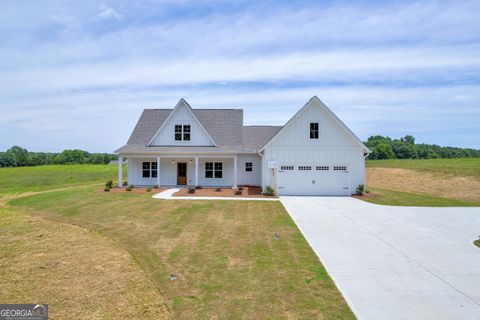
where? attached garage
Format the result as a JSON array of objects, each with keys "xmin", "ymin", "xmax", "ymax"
[
  {"xmin": 260, "ymin": 97, "xmax": 370, "ymax": 196},
  {"xmin": 277, "ymin": 164, "xmax": 350, "ymax": 196}
]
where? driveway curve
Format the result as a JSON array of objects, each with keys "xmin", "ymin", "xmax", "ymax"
[{"xmin": 280, "ymin": 196, "xmax": 480, "ymax": 320}]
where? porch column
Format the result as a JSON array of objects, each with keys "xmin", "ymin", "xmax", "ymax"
[
  {"xmin": 157, "ymin": 156, "xmax": 161, "ymax": 186},
  {"xmin": 233, "ymin": 155, "xmax": 237, "ymax": 188},
  {"xmin": 118, "ymin": 156, "xmax": 123, "ymax": 187},
  {"xmin": 195, "ymin": 156, "xmax": 199, "ymax": 186}
]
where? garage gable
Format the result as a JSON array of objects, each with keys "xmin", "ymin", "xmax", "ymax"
[{"xmin": 261, "ymin": 96, "xmax": 369, "ymax": 152}]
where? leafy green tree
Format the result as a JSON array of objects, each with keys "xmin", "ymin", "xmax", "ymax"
[
  {"xmin": 0, "ymin": 151, "xmax": 16, "ymax": 167},
  {"xmin": 371, "ymin": 143, "xmax": 395, "ymax": 159},
  {"xmin": 8, "ymin": 146, "xmax": 29, "ymax": 166}
]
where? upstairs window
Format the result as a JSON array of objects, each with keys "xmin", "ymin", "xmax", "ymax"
[
  {"xmin": 174, "ymin": 124, "xmax": 191, "ymax": 141},
  {"xmin": 310, "ymin": 122, "xmax": 319, "ymax": 139},
  {"xmin": 245, "ymin": 162, "xmax": 253, "ymax": 172}
]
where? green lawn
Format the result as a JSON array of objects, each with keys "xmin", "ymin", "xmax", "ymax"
[
  {"xmin": 0, "ymin": 164, "xmax": 123, "ymax": 194},
  {"xmin": 360, "ymin": 187, "xmax": 480, "ymax": 207},
  {"xmin": 10, "ymin": 188, "xmax": 354, "ymax": 319},
  {"xmin": 366, "ymin": 158, "xmax": 480, "ymax": 177}
]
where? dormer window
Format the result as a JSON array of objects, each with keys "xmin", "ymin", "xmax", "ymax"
[
  {"xmin": 175, "ymin": 124, "xmax": 191, "ymax": 141},
  {"xmin": 310, "ymin": 122, "xmax": 319, "ymax": 139}
]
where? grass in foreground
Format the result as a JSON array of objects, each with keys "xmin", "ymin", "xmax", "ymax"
[
  {"xmin": 0, "ymin": 164, "xmax": 122, "ymax": 194},
  {"xmin": 366, "ymin": 158, "xmax": 480, "ymax": 178},
  {"xmin": 10, "ymin": 188, "xmax": 354, "ymax": 319},
  {"xmin": 0, "ymin": 200, "xmax": 170, "ymax": 319},
  {"xmin": 359, "ymin": 187, "xmax": 480, "ymax": 207}
]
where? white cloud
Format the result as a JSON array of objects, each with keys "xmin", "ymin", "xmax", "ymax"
[
  {"xmin": 98, "ymin": 4, "xmax": 121, "ymax": 20},
  {"xmin": 0, "ymin": 0, "xmax": 479, "ymax": 151}
]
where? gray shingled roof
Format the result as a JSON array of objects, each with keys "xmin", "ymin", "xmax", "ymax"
[
  {"xmin": 241, "ymin": 126, "xmax": 283, "ymax": 153},
  {"xmin": 116, "ymin": 107, "xmax": 282, "ymax": 154}
]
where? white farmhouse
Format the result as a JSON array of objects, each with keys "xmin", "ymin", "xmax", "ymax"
[{"xmin": 115, "ymin": 96, "xmax": 369, "ymax": 195}]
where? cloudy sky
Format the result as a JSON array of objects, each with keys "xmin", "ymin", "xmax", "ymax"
[{"xmin": 1, "ymin": 0, "xmax": 479, "ymax": 152}]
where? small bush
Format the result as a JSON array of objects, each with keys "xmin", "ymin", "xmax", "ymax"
[
  {"xmin": 264, "ymin": 186, "xmax": 275, "ymax": 196},
  {"xmin": 234, "ymin": 190, "xmax": 242, "ymax": 196},
  {"xmin": 195, "ymin": 185, "xmax": 203, "ymax": 189},
  {"xmin": 103, "ymin": 186, "xmax": 110, "ymax": 192},
  {"xmin": 215, "ymin": 188, "xmax": 222, "ymax": 192},
  {"xmin": 356, "ymin": 184, "xmax": 365, "ymax": 195},
  {"xmin": 123, "ymin": 181, "xmax": 128, "ymax": 186},
  {"xmin": 238, "ymin": 187, "xmax": 244, "ymax": 191},
  {"xmin": 153, "ymin": 184, "xmax": 159, "ymax": 189},
  {"xmin": 106, "ymin": 180, "xmax": 113, "ymax": 189},
  {"xmin": 126, "ymin": 186, "xmax": 132, "ymax": 191},
  {"xmin": 188, "ymin": 187, "xmax": 196, "ymax": 194},
  {"xmin": 146, "ymin": 187, "xmax": 152, "ymax": 192},
  {"xmin": 128, "ymin": 185, "xmax": 135, "ymax": 189}
]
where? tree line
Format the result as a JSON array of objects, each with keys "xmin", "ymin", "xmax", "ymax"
[
  {"xmin": 365, "ymin": 135, "xmax": 480, "ymax": 160},
  {"xmin": 0, "ymin": 146, "xmax": 118, "ymax": 167}
]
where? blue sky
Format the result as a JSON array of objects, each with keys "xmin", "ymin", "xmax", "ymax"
[{"xmin": 0, "ymin": 0, "xmax": 479, "ymax": 152}]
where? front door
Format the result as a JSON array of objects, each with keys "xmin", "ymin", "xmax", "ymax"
[{"xmin": 177, "ymin": 162, "xmax": 187, "ymax": 185}]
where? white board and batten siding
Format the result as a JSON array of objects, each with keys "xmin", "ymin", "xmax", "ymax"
[
  {"xmin": 149, "ymin": 103, "xmax": 214, "ymax": 146},
  {"xmin": 262, "ymin": 98, "xmax": 366, "ymax": 196},
  {"xmin": 236, "ymin": 154, "xmax": 262, "ymax": 186}
]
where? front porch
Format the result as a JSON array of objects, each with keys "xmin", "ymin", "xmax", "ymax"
[{"xmin": 117, "ymin": 155, "xmax": 239, "ymax": 188}]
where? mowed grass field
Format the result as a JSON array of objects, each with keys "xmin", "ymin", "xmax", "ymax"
[
  {"xmin": 0, "ymin": 164, "xmax": 122, "ymax": 194},
  {"xmin": 0, "ymin": 165, "xmax": 354, "ymax": 319},
  {"xmin": 365, "ymin": 158, "xmax": 480, "ymax": 206}
]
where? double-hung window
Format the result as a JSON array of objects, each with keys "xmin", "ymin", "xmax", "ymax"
[
  {"xmin": 174, "ymin": 124, "xmax": 191, "ymax": 141},
  {"xmin": 310, "ymin": 122, "xmax": 319, "ymax": 139},
  {"xmin": 142, "ymin": 161, "xmax": 158, "ymax": 178},
  {"xmin": 245, "ymin": 162, "xmax": 253, "ymax": 172},
  {"xmin": 205, "ymin": 162, "xmax": 223, "ymax": 179}
]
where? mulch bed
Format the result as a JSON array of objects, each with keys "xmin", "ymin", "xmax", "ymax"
[
  {"xmin": 98, "ymin": 187, "xmax": 166, "ymax": 194},
  {"xmin": 173, "ymin": 186, "xmax": 277, "ymax": 198},
  {"xmin": 352, "ymin": 192, "xmax": 377, "ymax": 199}
]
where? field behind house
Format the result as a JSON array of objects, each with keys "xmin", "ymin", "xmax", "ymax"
[
  {"xmin": 0, "ymin": 165, "xmax": 354, "ymax": 319},
  {"xmin": 0, "ymin": 164, "xmax": 123, "ymax": 194},
  {"xmin": 365, "ymin": 158, "xmax": 480, "ymax": 206}
]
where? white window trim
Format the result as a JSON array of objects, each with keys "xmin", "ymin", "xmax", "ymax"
[
  {"xmin": 173, "ymin": 123, "xmax": 192, "ymax": 142},
  {"xmin": 204, "ymin": 161, "xmax": 223, "ymax": 179},
  {"xmin": 244, "ymin": 162, "xmax": 253, "ymax": 173},
  {"xmin": 309, "ymin": 121, "xmax": 319, "ymax": 140},
  {"xmin": 142, "ymin": 161, "xmax": 158, "ymax": 178}
]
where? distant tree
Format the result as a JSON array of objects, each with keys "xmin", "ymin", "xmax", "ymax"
[
  {"xmin": 401, "ymin": 135, "xmax": 415, "ymax": 145},
  {"xmin": 371, "ymin": 143, "xmax": 395, "ymax": 160},
  {"xmin": 0, "ymin": 151, "xmax": 16, "ymax": 167},
  {"xmin": 60, "ymin": 149, "xmax": 86, "ymax": 164},
  {"xmin": 8, "ymin": 146, "xmax": 30, "ymax": 166}
]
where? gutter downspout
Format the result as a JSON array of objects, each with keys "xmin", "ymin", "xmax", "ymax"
[{"xmin": 258, "ymin": 149, "xmax": 265, "ymax": 192}]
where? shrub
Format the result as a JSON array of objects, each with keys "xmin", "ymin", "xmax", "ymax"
[
  {"xmin": 103, "ymin": 186, "xmax": 110, "ymax": 192},
  {"xmin": 188, "ymin": 187, "xmax": 196, "ymax": 194},
  {"xmin": 234, "ymin": 190, "xmax": 242, "ymax": 196},
  {"xmin": 146, "ymin": 187, "xmax": 152, "ymax": 192},
  {"xmin": 215, "ymin": 188, "xmax": 222, "ymax": 192},
  {"xmin": 356, "ymin": 184, "xmax": 365, "ymax": 195},
  {"xmin": 106, "ymin": 180, "xmax": 113, "ymax": 189},
  {"xmin": 153, "ymin": 184, "xmax": 159, "ymax": 189},
  {"xmin": 123, "ymin": 181, "xmax": 128, "ymax": 186},
  {"xmin": 195, "ymin": 185, "xmax": 203, "ymax": 189},
  {"xmin": 128, "ymin": 185, "xmax": 135, "ymax": 189},
  {"xmin": 264, "ymin": 186, "xmax": 275, "ymax": 196},
  {"xmin": 126, "ymin": 186, "xmax": 132, "ymax": 191},
  {"xmin": 238, "ymin": 187, "xmax": 244, "ymax": 191}
]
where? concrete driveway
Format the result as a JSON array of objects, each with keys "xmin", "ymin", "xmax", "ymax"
[{"xmin": 280, "ymin": 196, "xmax": 480, "ymax": 320}]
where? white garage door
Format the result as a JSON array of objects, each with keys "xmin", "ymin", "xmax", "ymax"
[{"xmin": 277, "ymin": 164, "xmax": 350, "ymax": 196}]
